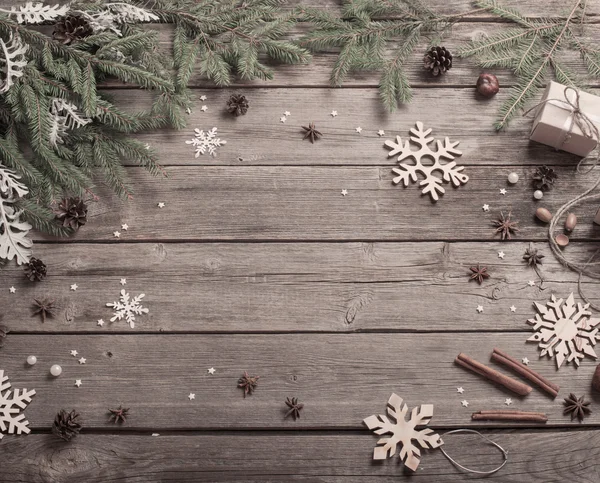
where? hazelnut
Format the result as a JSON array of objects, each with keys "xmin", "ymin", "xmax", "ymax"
[
  {"xmin": 565, "ymin": 213, "xmax": 577, "ymax": 232},
  {"xmin": 535, "ymin": 207, "xmax": 552, "ymax": 223}
]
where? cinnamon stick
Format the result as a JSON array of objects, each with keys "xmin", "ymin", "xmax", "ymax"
[
  {"xmin": 491, "ymin": 348, "xmax": 560, "ymax": 398},
  {"xmin": 455, "ymin": 353, "xmax": 532, "ymax": 396},
  {"xmin": 472, "ymin": 410, "xmax": 548, "ymax": 423}
]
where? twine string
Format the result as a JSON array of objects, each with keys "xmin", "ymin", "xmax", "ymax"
[{"xmin": 439, "ymin": 429, "xmax": 508, "ymax": 475}]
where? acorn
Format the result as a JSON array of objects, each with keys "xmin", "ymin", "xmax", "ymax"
[
  {"xmin": 535, "ymin": 207, "xmax": 552, "ymax": 223},
  {"xmin": 476, "ymin": 73, "xmax": 499, "ymax": 98},
  {"xmin": 593, "ymin": 364, "xmax": 600, "ymax": 392},
  {"xmin": 564, "ymin": 213, "xmax": 577, "ymax": 232},
  {"xmin": 555, "ymin": 234, "xmax": 569, "ymax": 247}
]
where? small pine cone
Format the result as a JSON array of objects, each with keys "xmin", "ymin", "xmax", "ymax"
[
  {"xmin": 52, "ymin": 409, "xmax": 82, "ymax": 441},
  {"xmin": 54, "ymin": 197, "xmax": 88, "ymax": 230},
  {"xmin": 532, "ymin": 166, "xmax": 557, "ymax": 191},
  {"xmin": 24, "ymin": 257, "xmax": 47, "ymax": 282},
  {"xmin": 52, "ymin": 15, "xmax": 93, "ymax": 44},
  {"xmin": 226, "ymin": 94, "xmax": 249, "ymax": 116},
  {"xmin": 423, "ymin": 46, "xmax": 453, "ymax": 76}
]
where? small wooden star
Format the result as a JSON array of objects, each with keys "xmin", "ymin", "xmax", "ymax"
[
  {"xmin": 70, "ymin": 283, "xmax": 78, "ymax": 291},
  {"xmin": 78, "ymin": 357, "xmax": 86, "ymax": 364},
  {"xmin": 482, "ymin": 204, "xmax": 490, "ymax": 211},
  {"xmin": 500, "ymin": 188, "xmax": 507, "ymax": 195},
  {"xmin": 188, "ymin": 393, "xmax": 195, "ymax": 400},
  {"xmin": 9, "ymin": 286, "xmax": 15, "ymax": 293},
  {"xmin": 457, "ymin": 387, "xmax": 464, "ymax": 394},
  {"xmin": 461, "ymin": 400, "xmax": 469, "ymax": 407},
  {"xmin": 200, "ymin": 105, "xmax": 208, "ymax": 112},
  {"xmin": 505, "ymin": 398, "xmax": 512, "ymax": 406},
  {"xmin": 330, "ymin": 110, "xmax": 338, "ymax": 117},
  {"xmin": 301, "ymin": 122, "xmax": 322, "ymax": 143},
  {"xmin": 74, "ymin": 379, "xmax": 82, "ymax": 388},
  {"xmin": 476, "ymin": 305, "xmax": 484, "ymax": 313}
]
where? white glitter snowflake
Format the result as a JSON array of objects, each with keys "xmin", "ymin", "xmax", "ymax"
[
  {"xmin": 0, "ymin": 370, "xmax": 35, "ymax": 439},
  {"xmin": 106, "ymin": 289, "xmax": 149, "ymax": 329},
  {"xmin": 185, "ymin": 127, "xmax": 226, "ymax": 157},
  {"xmin": 363, "ymin": 393, "xmax": 443, "ymax": 471},
  {"xmin": 527, "ymin": 293, "xmax": 600, "ymax": 368},
  {"xmin": 385, "ymin": 122, "xmax": 468, "ymax": 201}
]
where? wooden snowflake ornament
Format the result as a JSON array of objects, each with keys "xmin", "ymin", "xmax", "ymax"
[
  {"xmin": 363, "ymin": 393, "xmax": 443, "ymax": 471},
  {"xmin": 385, "ymin": 122, "xmax": 467, "ymax": 201},
  {"xmin": 527, "ymin": 293, "xmax": 600, "ymax": 368},
  {"xmin": 0, "ymin": 370, "xmax": 36, "ymax": 438}
]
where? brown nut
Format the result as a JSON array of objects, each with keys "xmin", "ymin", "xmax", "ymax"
[
  {"xmin": 565, "ymin": 213, "xmax": 577, "ymax": 232},
  {"xmin": 555, "ymin": 234, "xmax": 569, "ymax": 247},
  {"xmin": 535, "ymin": 207, "xmax": 553, "ymax": 223}
]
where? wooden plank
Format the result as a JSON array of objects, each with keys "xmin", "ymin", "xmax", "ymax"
[
  {"xmin": 0, "ymin": 334, "xmax": 595, "ymax": 429},
  {"xmin": 0, "ymin": 430, "xmax": 597, "ymax": 482},
  {"xmin": 1, "ymin": 242, "xmax": 598, "ymax": 332},
  {"xmin": 105, "ymin": 87, "xmax": 598, "ymax": 166},
  {"xmin": 28, "ymin": 164, "xmax": 600, "ymax": 242}
]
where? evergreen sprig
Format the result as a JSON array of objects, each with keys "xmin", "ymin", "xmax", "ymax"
[
  {"xmin": 0, "ymin": 0, "xmax": 311, "ymax": 256},
  {"xmin": 297, "ymin": 0, "xmax": 459, "ymax": 111},
  {"xmin": 458, "ymin": 0, "xmax": 598, "ymax": 130}
]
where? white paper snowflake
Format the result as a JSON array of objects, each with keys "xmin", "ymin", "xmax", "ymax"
[
  {"xmin": 0, "ymin": 370, "xmax": 35, "ymax": 438},
  {"xmin": 106, "ymin": 289, "xmax": 149, "ymax": 329},
  {"xmin": 527, "ymin": 293, "xmax": 600, "ymax": 368},
  {"xmin": 363, "ymin": 393, "xmax": 443, "ymax": 471},
  {"xmin": 185, "ymin": 127, "xmax": 226, "ymax": 157},
  {"xmin": 385, "ymin": 122, "xmax": 468, "ymax": 201}
]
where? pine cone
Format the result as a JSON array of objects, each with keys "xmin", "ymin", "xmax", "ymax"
[
  {"xmin": 423, "ymin": 46, "xmax": 453, "ymax": 76},
  {"xmin": 52, "ymin": 409, "xmax": 82, "ymax": 441},
  {"xmin": 24, "ymin": 257, "xmax": 47, "ymax": 282},
  {"xmin": 532, "ymin": 166, "xmax": 557, "ymax": 191},
  {"xmin": 55, "ymin": 197, "xmax": 88, "ymax": 230},
  {"xmin": 226, "ymin": 94, "xmax": 249, "ymax": 116},
  {"xmin": 53, "ymin": 15, "xmax": 93, "ymax": 44}
]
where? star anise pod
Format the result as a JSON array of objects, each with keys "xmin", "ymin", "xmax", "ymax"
[
  {"xmin": 532, "ymin": 166, "xmax": 557, "ymax": 191},
  {"xmin": 523, "ymin": 243, "xmax": 544, "ymax": 267},
  {"xmin": 32, "ymin": 298, "xmax": 58, "ymax": 323},
  {"xmin": 284, "ymin": 397, "xmax": 304, "ymax": 420},
  {"xmin": 468, "ymin": 264, "xmax": 489, "ymax": 284},
  {"xmin": 563, "ymin": 393, "xmax": 591, "ymax": 422},
  {"xmin": 492, "ymin": 211, "xmax": 519, "ymax": 240},
  {"xmin": 238, "ymin": 371, "xmax": 260, "ymax": 398},
  {"xmin": 108, "ymin": 405, "xmax": 130, "ymax": 424},
  {"xmin": 301, "ymin": 122, "xmax": 322, "ymax": 143}
]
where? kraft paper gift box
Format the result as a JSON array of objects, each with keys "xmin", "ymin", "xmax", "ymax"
[{"xmin": 529, "ymin": 81, "xmax": 600, "ymax": 157}]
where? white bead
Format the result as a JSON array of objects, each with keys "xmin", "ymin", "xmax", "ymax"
[
  {"xmin": 50, "ymin": 364, "xmax": 62, "ymax": 377},
  {"xmin": 533, "ymin": 190, "xmax": 544, "ymax": 200},
  {"xmin": 507, "ymin": 172, "xmax": 519, "ymax": 184},
  {"xmin": 26, "ymin": 356, "xmax": 37, "ymax": 365}
]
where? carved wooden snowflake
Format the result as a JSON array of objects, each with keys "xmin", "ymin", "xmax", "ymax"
[
  {"xmin": 0, "ymin": 370, "xmax": 36, "ymax": 439},
  {"xmin": 106, "ymin": 289, "xmax": 149, "ymax": 329},
  {"xmin": 185, "ymin": 127, "xmax": 226, "ymax": 157},
  {"xmin": 527, "ymin": 293, "xmax": 600, "ymax": 368},
  {"xmin": 363, "ymin": 393, "xmax": 443, "ymax": 471},
  {"xmin": 385, "ymin": 122, "xmax": 468, "ymax": 201}
]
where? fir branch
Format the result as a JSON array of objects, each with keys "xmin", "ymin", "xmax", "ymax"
[{"xmin": 459, "ymin": 0, "xmax": 594, "ymax": 130}]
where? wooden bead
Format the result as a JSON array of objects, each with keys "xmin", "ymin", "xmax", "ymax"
[
  {"xmin": 593, "ymin": 365, "xmax": 600, "ymax": 392},
  {"xmin": 555, "ymin": 234, "xmax": 569, "ymax": 247},
  {"xmin": 535, "ymin": 207, "xmax": 552, "ymax": 223},
  {"xmin": 564, "ymin": 213, "xmax": 577, "ymax": 232}
]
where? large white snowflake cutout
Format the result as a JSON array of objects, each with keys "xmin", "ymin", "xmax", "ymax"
[
  {"xmin": 527, "ymin": 293, "xmax": 600, "ymax": 368},
  {"xmin": 385, "ymin": 122, "xmax": 468, "ymax": 201},
  {"xmin": 363, "ymin": 393, "xmax": 443, "ymax": 471},
  {"xmin": 0, "ymin": 370, "xmax": 35, "ymax": 439},
  {"xmin": 185, "ymin": 127, "xmax": 227, "ymax": 157},
  {"xmin": 106, "ymin": 289, "xmax": 149, "ymax": 329}
]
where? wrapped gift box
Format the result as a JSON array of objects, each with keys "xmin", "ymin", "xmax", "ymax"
[{"xmin": 530, "ymin": 81, "xmax": 600, "ymax": 157}]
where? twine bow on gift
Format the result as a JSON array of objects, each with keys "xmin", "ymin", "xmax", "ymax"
[{"xmin": 523, "ymin": 86, "xmax": 600, "ymax": 172}]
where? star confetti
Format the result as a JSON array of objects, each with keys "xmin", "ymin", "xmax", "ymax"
[
  {"xmin": 330, "ymin": 110, "xmax": 338, "ymax": 117},
  {"xmin": 476, "ymin": 305, "xmax": 484, "ymax": 313},
  {"xmin": 341, "ymin": 189, "xmax": 348, "ymax": 196},
  {"xmin": 461, "ymin": 400, "xmax": 469, "ymax": 407},
  {"xmin": 78, "ymin": 357, "xmax": 86, "ymax": 365},
  {"xmin": 9, "ymin": 287, "xmax": 15, "ymax": 294},
  {"xmin": 70, "ymin": 350, "xmax": 78, "ymax": 357},
  {"xmin": 377, "ymin": 130, "xmax": 385, "ymax": 136},
  {"xmin": 500, "ymin": 189, "xmax": 507, "ymax": 195},
  {"xmin": 510, "ymin": 305, "xmax": 517, "ymax": 313},
  {"xmin": 188, "ymin": 393, "xmax": 195, "ymax": 400},
  {"xmin": 113, "ymin": 231, "xmax": 121, "ymax": 238},
  {"xmin": 482, "ymin": 204, "xmax": 490, "ymax": 212},
  {"xmin": 457, "ymin": 387, "xmax": 464, "ymax": 394},
  {"xmin": 505, "ymin": 398, "xmax": 512, "ymax": 406},
  {"xmin": 498, "ymin": 251, "xmax": 505, "ymax": 259},
  {"xmin": 208, "ymin": 368, "xmax": 216, "ymax": 375},
  {"xmin": 522, "ymin": 357, "xmax": 529, "ymax": 365},
  {"xmin": 74, "ymin": 380, "xmax": 82, "ymax": 388},
  {"xmin": 355, "ymin": 127, "xmax": 362, "ymax": 133},
  {"xmin": 157, "ymin": 202, "xmax": 165, "ymax": 208},
  {"xmin": 70, "ymin": 284, "xmax": 78, "ymax": 291},
  {"xmin": 120, "ymin": 278, "xmax": 127, "ymax": 286}
]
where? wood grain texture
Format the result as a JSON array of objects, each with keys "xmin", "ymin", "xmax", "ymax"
[
  {"xmin": 28, "ymin": 164, "xmax": 600, "ymax": 242},
  {"xmin": 0, "ymin": 334, "xmax": 596, "ymax": 429},
  {"xmin": 1, "ymin": 242, "xmax": 598, "ymax": 332},
  {"xmin": 107, "ymin": 87, "xmax": 599, "ymax": 167},
  {"xmin": 0, "ymin": 430, "xmax": 599, "ymax": 482}
]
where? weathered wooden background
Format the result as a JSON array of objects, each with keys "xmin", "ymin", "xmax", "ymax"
[{"xmin": 2, "ymin": 1, "xmax": 600, "ymax": 481}]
